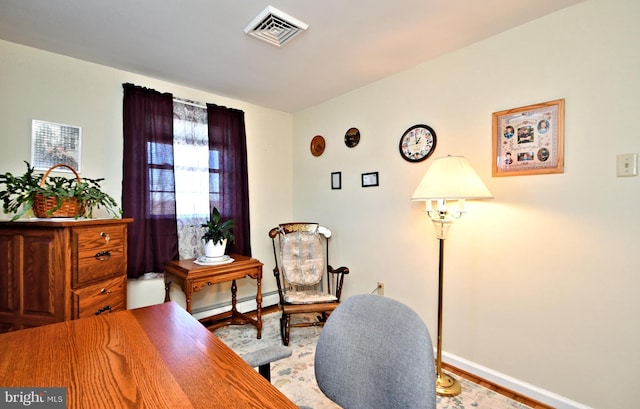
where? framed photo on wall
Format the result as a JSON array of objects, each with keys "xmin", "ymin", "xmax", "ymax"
[
  {"xmin": 361, "ymin": 172, "xmax": 379, "ymax": 187},
  {"xmin": 331, "ymin": 172, "xmax": 342, "ymax": 190},
  {"xmin": 492, "ymin": 99, "xmax": 564, "ymax": 177},
  {"xmin": 31, "ymin": 119, "xmax": 82, "ymax": 172}
]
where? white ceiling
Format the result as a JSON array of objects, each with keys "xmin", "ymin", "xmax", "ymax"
[{"xmin": 0, "ymin": 0, "xmax": 585, "ymax": 113}]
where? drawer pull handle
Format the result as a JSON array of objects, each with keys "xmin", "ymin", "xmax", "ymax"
[
  {"xmin": 100, "ymin": 232, "xmax": 111, "ymax": 244},
  {"xmin": 95, "ymin": 305, "xmax": 112, "ymax": 315},
  {"xmin": 100, "ymin": 288, "xmax": 112, "ymax": 295},
  {"xmin": 94, "ymin": 250, "xmax": 112, "ymax": 261}
]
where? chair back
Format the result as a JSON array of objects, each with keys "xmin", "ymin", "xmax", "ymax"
[
  {"xmin": 271, "ymin": 223, "xmax": 337, "ymax": 302},
  {"xmin": 280, "ymin": 224, "xmax": 325, "ymax": 286},
  {"xmin": 314, "ymin": 294, "xmax": 436, "ymax": 409}
]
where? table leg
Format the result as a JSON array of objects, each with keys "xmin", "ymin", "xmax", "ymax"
[
  {"xmin": 164, "ymin": 280, "xmax": 172, "ymax": 303},
  {"xmin": 185, "ymin": 294, "xmax": 191, "ymax": 314},
  {"xmin": 165, "ymin": 273, "xmax": 192, "ymax": 314},
  {"xmin": 225, "ymin": 278, "xmax": 261, "ymax": 339},
  {"xmin": 182, "ymin": 279, "xmax": 194, "ymax": 314},
  {"xmin": 256, "ymin": 275, "xmax": 262, "ymax": 339},
  {"xmin": 230, "ymin": 279, "xmax": 238, "ymax": 313}
]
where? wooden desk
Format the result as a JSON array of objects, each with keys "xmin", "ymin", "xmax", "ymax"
[
  {"xmin": 0, "ymin": 302, "xmax": 296, "ymax": 409},
  {"xmin": 163, "ymin": 254, "xmax": 263, "ymax": 338}
]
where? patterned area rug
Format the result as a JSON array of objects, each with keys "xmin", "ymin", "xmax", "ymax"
[{"xmin": 213, "ymin": 312, "xmax": 531, "ymax": 409}]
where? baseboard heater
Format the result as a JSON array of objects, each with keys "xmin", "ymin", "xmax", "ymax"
[{"xmin": 191, "ymin": 290, "xmax": 280, "ymax": 321}]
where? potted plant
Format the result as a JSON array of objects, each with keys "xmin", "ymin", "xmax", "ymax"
[
  {"xmin": 201, "ymin": 207, "xmax": 235, "ymax": 258},
  {"xmin": 0, "ymin": 161, "xmax": 121, "ymax": 221}
]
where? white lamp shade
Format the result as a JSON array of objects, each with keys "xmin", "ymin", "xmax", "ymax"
[{"xmin": 411, "ymin": 155, "xmax": 492, "ymax": 200}]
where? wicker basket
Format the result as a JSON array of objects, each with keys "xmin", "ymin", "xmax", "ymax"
[{"xmin": 32, "ymin": 164, "xmax": 85, "ymax": 218}]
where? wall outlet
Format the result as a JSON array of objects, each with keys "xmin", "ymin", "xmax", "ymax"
[
  {"xmin": 377, "ymin": 281, "xmax": 384, "ymax": 296},
  {"xmin": 617, "ymin": 153, "xmax": 638, "ymax": 177}
]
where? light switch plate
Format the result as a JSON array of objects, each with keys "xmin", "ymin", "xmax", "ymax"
[{"xmin": 617, "ymin": 153, "xmax": 638, "ymax": 177}]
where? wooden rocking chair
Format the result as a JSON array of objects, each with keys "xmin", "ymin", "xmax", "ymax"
[{"xmin": 269, "ymin": 223, "xmax": 349, "ymax": 346}]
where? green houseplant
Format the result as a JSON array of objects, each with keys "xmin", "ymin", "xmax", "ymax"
[
  {"xmin": 201, "ymin": 207, "xmax": 235, "ymax": 257},
  {"xmin": 0, "ymin": 161, "xmax": 121, "ymax": 221}
]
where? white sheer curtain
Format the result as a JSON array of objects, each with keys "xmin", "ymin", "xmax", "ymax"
[{"xmin": 173, "ymin": 99, "xmax": 209, "ymax": 259}]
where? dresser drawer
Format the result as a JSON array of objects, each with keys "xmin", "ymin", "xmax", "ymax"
[
  {"xmin": 72, "ymin": 275, "xmax": 126, "ymax": 319},
  {"xmin": 74, "ymin": 246, "xmax": 126, "ymax": 287},
  {"xmin": 72, "ymin": 225, "xmax": 127, "ymax": 287},
  {"xmin": 74, "ymin": 224, "xmax": 126, "ymax": 251}
]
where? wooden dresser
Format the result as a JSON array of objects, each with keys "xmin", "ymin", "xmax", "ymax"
[{"xmin": 0, "ymin": 218, "xmax": 133, "ymax": 332}]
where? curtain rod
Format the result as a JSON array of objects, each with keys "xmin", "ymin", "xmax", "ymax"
[{"xmin": 173, "ymin": 98, "xmax": 206, "ymax": 109}]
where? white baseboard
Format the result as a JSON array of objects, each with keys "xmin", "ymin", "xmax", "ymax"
[
  {"xmin": 442, "ymin": 351, "xmax": 592, "ymax": 409},
  {"xmin": 191, "ymin": 291, "xmax": 280, "ymax": 320}
]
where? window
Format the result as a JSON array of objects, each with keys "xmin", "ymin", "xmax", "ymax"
[{"xmin": 123, "ymin": 83, "xmax": 250, "ymax": 278}]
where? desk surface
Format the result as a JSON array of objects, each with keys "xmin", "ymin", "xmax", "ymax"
[{"xmin": 0, "ymin": 302, "xmax": 296, "ymax": 408}]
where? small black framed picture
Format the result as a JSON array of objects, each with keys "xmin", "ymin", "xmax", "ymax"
[
  {"xmin": 361, "ymin": 172, "xmax": 379, "ymax": 187},
  {"xmin": 331, "ymin": 172, "xmax": 342, "ymax": 189}
]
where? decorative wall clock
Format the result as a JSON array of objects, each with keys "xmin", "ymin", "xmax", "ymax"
[
  {"xmin": 310, "ymin": 135, "xmax": 325, "ymax": 157},
  {"xmin": 399, "ymin": 124, "xmax": 437, "ymax": 162},
  {"xmin": 344, "ymin": 127, "xmax": 360, "ymax": 148}
]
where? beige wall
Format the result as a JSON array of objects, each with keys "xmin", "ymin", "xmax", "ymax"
[
  {"xmin": 1, "ymin": 0, "xmax": 638, "ymax": 407},
  {"xmin": 0, "ymin": 39, "xmax": 294, "ymax": 304},
  {"xmin": 292, "ymin": 0, "xmax": 638, "ymax": 408}
]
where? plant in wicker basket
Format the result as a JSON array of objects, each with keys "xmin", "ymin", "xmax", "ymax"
[{"xmin": 0, "ymin": 161, "xmax": 121, "ymax": 221}]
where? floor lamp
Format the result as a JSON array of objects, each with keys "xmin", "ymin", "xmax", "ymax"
[{"xmin": 411, "ymin": 155, "xmax": 492, "ymax": 397}]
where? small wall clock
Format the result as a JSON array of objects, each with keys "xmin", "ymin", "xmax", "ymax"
[{"xmin": 399, "ymin": 124, "xmax": 437, "ymax": 162}]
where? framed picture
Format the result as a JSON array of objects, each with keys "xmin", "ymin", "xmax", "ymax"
[
  {"xmin": 31, "ymin": 119, "xmax": 82, "ymax": 172},
  {"xmin": 331, "ymin": 172, "xmax": 342, "ymax": 190},
  {"xmin": 361, "ymin": 172, "xmax": 379, "ymax": 187},
  {"xmin": 492, "ymin": 99, "xmax": 564, "ymax": 177}
]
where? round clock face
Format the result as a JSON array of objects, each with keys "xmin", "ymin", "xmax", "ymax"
[{"xmin": 399, "ymin": 124, "xmax": 437, "ymax": 162}]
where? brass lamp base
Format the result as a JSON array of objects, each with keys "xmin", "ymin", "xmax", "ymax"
[{"xmin": 436, "ymin": 372, "xmax": 462, "ymax": 397}]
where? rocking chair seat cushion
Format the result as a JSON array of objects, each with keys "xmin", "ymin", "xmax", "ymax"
[{"xmin": 284, "ymin": 290, "xmax": 338, "ymax": 304}]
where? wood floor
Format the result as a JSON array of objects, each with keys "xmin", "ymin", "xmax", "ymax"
[{"xmin": 252, "ymin": 305, "xmax": 553, "ymax": 409}]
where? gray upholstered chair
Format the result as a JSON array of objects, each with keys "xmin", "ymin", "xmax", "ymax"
[
  {"xmin": 314, "ymin": 294, "xmax": 437, "ymax": 409},
  {"xmin": 241, "ymin": 345, "xmax": 292, "ymax": 382}
]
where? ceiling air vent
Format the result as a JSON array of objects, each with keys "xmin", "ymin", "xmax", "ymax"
[{"xmin": 244, "ymin": 6, "xmax": 308, "ymax": 47}]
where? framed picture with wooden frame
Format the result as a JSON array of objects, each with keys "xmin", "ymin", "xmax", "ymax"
[{"xmin": 492, "ymin": 99, "xmax": 565, "ymax": 177}]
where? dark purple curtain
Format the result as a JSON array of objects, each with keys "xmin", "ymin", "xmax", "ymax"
[
  {"xmin": 122, "ymin": 83, "xmax": 178, "ymax": 278},
  {"xmin": 207, "ymin": 104, "xmax": 251, "ymax": 256}
]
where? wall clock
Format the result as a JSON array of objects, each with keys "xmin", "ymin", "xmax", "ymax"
[
  {"xmin": 399, "ymin": 124, "xmax": 437, "ymax": 162},
  {"xmin": 310, "ymin": 135, "xmax": 325, "ymax": 157}
]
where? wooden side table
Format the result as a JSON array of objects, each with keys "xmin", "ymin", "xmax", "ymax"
[{"xmin": 163, "ymin": 254, "xmax": 263, "ymax": 338}]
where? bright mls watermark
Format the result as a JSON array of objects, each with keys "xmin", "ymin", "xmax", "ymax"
[{"xmin": 1, "ymin": 388, "xmax": 66, "ymax": 408}]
